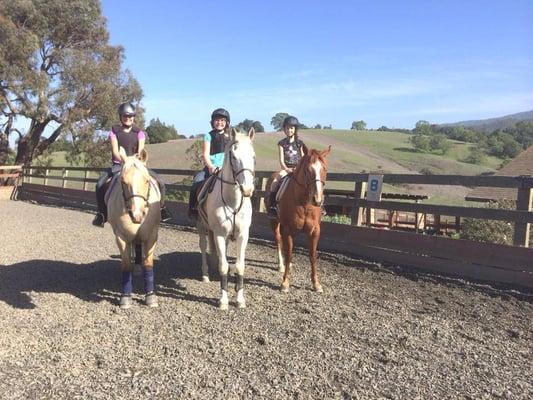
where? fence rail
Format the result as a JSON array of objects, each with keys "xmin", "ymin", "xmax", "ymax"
[{"xmin": 14, "ymin": 165, "xmax": 533, "ymax": 289}]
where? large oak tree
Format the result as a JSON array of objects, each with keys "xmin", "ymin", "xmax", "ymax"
[{"xmin": 0, "ymin": 0, "xmax": 143, "ymax": 166}]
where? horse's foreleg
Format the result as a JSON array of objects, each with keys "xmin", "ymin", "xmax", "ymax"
[
  {"xmin": 142, "ymin": 240, "xmax": 158, "ymax": 307},
  {"xmin": 308, "ymin": 229, "xmax": 323, "ymax": 293},
  {"xmin": 115, "ymin": 236, "xmax": 133, "ymax": 309},
  {"xmin": 198, "ymin": 229, "xmax": 210, "ymax": 282},
  {"xmin": 280, "ymin": 232, "xmax": 293, "ymax": 292},
  {"xmin": 234, "ymin": 231, "xmax": 249, "ymax": 308},
  {"xmin": 214, "ymin": 235, "xmax": 229, "ymax": 310},
  {"xmin": 272, "ymin": 221, "xmax": 285, "ymax": 273}
]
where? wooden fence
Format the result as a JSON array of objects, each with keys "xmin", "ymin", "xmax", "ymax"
[
  {"xmin": 0, "ymin": 165, "xmax": 22, "ymax": 200},
  {"xmin": 15, "ymin": 166, "xmax": 533, "ymax": 289}
]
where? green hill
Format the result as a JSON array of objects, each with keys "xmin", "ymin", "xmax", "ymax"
[
  {"xmin": 45, "ymin": 129, "xmax": 503, "ymax": 205},
  {"xmin": 442, "ymin": 109, "xmax": 533, "ymax": 133}
]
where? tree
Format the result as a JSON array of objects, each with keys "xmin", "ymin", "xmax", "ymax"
[
  {"xmin": 145, "ymin": 118, "xmax": 179, "ymax": 144},
  {"xmin": 236, "ymin": 119, "xmax": 264, "ymax": 133},
  {"xmin": 413, "ymin": 120, "xmax": 433, "ymax": 136},
  {"xmin": 0, "ymin": 0, "xmax": 143, "ymax": 166},
  {"xmin": 313, "ymin": 124, "xmax": 322, "ymax": 129},
  {"xmin": 185, "ymin": 139, "xmax": 203, "ymax": 170},
  {"xmin": 351, "ymin": 120, "xmax": 367, "ymax": 130},
  {"xmin": 270, "ymin": 112, "xmax": 289, "ymax": 131}
]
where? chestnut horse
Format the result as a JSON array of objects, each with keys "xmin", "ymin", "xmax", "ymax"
[
  {"xmin": 107, "ymin": 147, "xmax": 161, "ymax": 309},
  {"xmin": 269, "ymin": 146, "xmax": 331, "ymax": 292}
]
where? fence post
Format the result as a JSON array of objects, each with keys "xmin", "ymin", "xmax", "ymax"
[
  {"xmin": 44, "ymin": 169, "xmax": 50, "ymax": 186},
  {"xmin": 351, "ymin": 180, "xmax": 366, "ymax": 226},
  {"xmin": 61, "ymin": 168, "xmax": 68, "ymax": 189},
  {"xmin": 513, "ymin": 177, "xmax": 532, "ymax": 247},
  {"xmin": 83, "ymin": 170, "xmax": 90, "ymax": 191}
]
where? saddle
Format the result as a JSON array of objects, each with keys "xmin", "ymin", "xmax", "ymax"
[{"xmin": 196, "ymin": 172, "xmax": 219, "ymax": 224}]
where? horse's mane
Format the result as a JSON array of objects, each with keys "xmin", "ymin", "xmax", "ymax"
[{"xmin": 294, "ymin": 149, "xmax": 327, "ymax": 174}]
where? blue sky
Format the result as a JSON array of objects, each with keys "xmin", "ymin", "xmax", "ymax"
[{"xmin": 101, "ymin": 0, "xmax": 533, "ymax": 135}]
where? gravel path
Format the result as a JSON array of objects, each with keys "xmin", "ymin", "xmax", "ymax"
[{"xmin": 0, "ymin": 200, "xmax": 531, "ymax": 399}]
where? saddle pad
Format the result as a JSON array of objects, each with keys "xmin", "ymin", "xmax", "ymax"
[
  {"xmin": 197, "ymin": 173, "xmax": 218, "ymax": 208},
  {"xmin": 275, "ymin": 175, "xmax": 291, "ymax": 203}
]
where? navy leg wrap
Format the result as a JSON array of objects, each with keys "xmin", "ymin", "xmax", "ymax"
[
  {"xmin": 122, "ymin": 270, "xmax": 133, "ymax": 295},
  {"xmin": 221, "ymin": 274, "xmax": 228, "ymax": 292},
  {"xmin": 144, "ymin": 268, "xmax": 155, "ymax": 294},
  {"xmin": 236, "ymin": 274, "xmax": 244, "ymax": 292}
]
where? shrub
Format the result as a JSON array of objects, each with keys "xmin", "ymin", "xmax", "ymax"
[{"xmin": 460, "ymin": 200, "xmax": 515, "ymax": 245}]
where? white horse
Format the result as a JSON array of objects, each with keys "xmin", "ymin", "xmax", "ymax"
[{"xmin": 197, "ymin": 127, "xmax": 255, "ymax": 310}]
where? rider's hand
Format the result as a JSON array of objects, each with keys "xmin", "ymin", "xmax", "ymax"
[{"xmin": 208, "ymin": 165, "xmax": 217, "ymax": 174}]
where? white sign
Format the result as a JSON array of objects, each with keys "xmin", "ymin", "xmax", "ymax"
[{"xmin": 366, "ymin": 174, "xmax": 383, "ymax": 202}]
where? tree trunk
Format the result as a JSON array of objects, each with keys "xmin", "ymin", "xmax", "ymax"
[
  {"xmin": 0, "ymin": 133, "xmax": 9, "ymax": 165},
  {"xmin": 14, "ymin": 120, "xmax": 48, "ymax": 166}
]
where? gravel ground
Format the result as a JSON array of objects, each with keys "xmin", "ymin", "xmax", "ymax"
[{"xmin": 0, "ymin": 200, "xmax": 532, "ymax": 400}]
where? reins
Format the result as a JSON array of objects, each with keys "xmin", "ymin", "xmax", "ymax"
[{"xmin": 120, "ymin": 163, "xmax": 151, "ymax": 220}]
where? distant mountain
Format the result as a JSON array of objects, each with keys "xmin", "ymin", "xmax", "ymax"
[{"xmin": 442, "ymin": 110, "xmax": 533, "ymax": 132}]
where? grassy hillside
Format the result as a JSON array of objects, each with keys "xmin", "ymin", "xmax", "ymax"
[
  {"xmin": 442, "ymin": 109, "xmax": 533, "ymax": 132},
  {"xmin": 146, "ymin": 129, "xmax": 502, "ymax": 174},
  {"xmin": 42, "ymin": 129, "xmax": 505, "ymax": 204}
]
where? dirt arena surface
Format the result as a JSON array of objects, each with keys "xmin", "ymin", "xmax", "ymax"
[{"xmin": 0, "ymin": 200, "xmax": 531, "ymax": 399}]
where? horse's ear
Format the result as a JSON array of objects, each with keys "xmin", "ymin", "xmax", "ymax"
[
  {"xmin": 118, "ymin": 147, "xmax": 128, "ymax": 163},
  {"xmin": 321, "ymin": 145, "xmax": 332, "ymax": 157},
  {"xmin": 138, "ymin": 148, "xmax": 148, "ymax": 164},
  {"xmin": 248, "ymin": 127, "xmax": 255, "ymax": 140},
  {"xmin": 231, "ymin": 127, "xmax": 237, "ymax": 140}
]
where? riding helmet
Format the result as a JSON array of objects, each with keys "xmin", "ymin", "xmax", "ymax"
[
  {"xmin": 283, "ymin": 115, "xmax": 299, "ymax": 128},
  {"xmin": 211, "ymin": 108, "xmax": 230, "ymax": 124},
  {"xmin": 118, "ymin": 102, "xmax": 136, "ymax": 117}
]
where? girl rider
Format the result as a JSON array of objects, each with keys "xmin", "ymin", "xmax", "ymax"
[
  {"xmin": 188, "ymin": 108, "xmax": 232, "ymax": 218},
  {"xmin": 92, "ymin": 102, "xmax": 172, "ymax": 227},
  {"xmin": 267, "ymin": 115, "xmax": 308, "ymax": 217}
]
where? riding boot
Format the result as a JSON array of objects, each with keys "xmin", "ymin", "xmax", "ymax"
[
  {"xmin": 267, "ymin": 191, "xmax": 278, "ymax": 217},
  {"xmin": 188, "ymin": 182, "xmax": 199, "ymax": 219}
]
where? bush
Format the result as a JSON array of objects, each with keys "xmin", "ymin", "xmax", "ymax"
[{"xmin": 460, "ymin": 200, "xmax": 515, "ymax": 245}]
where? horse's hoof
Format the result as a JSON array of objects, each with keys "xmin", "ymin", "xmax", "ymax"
[
  {"xmin": 314, "ymin": 286, "xmax": 324, "ymax": 293},
  {"xmin": 278, "ymin": 266, "xmax": 285, "ymax": 273},
  {"xmin": 119, "ymin": 295, "xmax": 132, "ymax": 309},
  {"xmin": 280, "ymin": 285, "xmax": 289, "ymax": 293},
  {"xmin": 202, "ymin": 275, "xmax": 210, "ymax": 283},
  {"xmin": 145, "ymin": 293, "xmax": 158, "ymax": 307},
  {"xmin": 236, "ymin": 300, "xmax": 246, "ymax": 309},
  {"xmin": 219, "ymin": 301, "xmax": 229, "ymax": 310}
]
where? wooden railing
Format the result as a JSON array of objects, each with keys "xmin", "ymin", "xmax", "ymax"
[
  {"xmin": 0, "ymin": 165, "xmax": 23, "ymax": 200},
  {"xmin": 14, "ymin": 165, "xmax": 533, "ymax": 289},
  {"xmin": 20, "ymin": 166, "xmax": 533, "ymax": 246}
]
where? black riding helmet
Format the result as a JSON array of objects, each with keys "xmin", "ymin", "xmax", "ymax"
[
  {"xmin": 211, "ymin": 108, "xmax": 230, "ymax": 124},
  {"xmin": 118, "ymin": 102, "xmax": 136, "ymax": 117},
  {"xmin": 283, "ymin": 115, "xmax": 299, "ymax": 129}
]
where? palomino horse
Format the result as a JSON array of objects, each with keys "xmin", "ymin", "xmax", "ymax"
[
  {"xmin": 107, "ymin": 147, "xmax": 161, "ymax": 309},
  {"xmin": 269, "ymin": 146, "xmax": 331, "ymax": 292},
  {"xmin": 197, "ymin": 127, "xmax": 255, "ymax": 310}
]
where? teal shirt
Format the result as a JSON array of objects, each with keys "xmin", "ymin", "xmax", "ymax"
[{"xmin": 204, "ymin": 132, "xmax": 225, "ymax": 168}]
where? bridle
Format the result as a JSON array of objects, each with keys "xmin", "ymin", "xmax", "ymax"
[
  {"xmin": 216, "ymin": 142, "xmax": 255, "ymax": 195},
  {"xmin": 121, "ymin": 164, "xmax": 151, "ymax": 218},
  {"xmin": 214, "ymin": 141, "xmax": 255, "ymax": 240},
  {"xmin": 291, "ymin": 158, "xmax": 327, "ymax": 193}
]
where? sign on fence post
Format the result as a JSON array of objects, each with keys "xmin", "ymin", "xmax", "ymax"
[{"xmin": 366, "ymin": 174, "xmax": 383, "ymax": 202}]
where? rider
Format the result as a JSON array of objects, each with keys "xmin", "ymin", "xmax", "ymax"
[
  {"xmin": 92, "ymin": 102, "xmax": 173, "ymax": 227},
  {"xmin": 188, "ymin": 108, "xmax": 231, "ymax": 218},
  {"xmin": 267, "ymin": 115, "xmax": 308, "ymax": 217}
]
